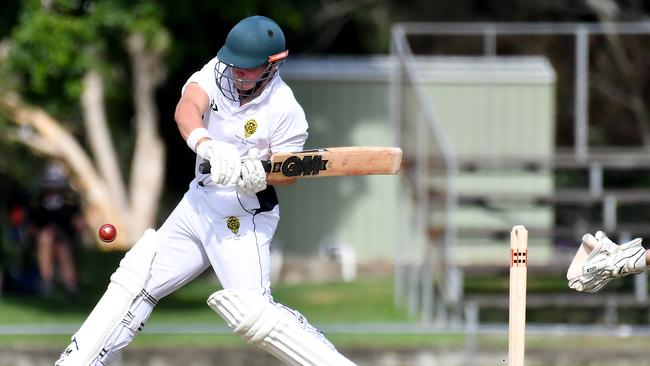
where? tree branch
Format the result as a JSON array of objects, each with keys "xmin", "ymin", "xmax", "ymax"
[
  {"xmin": 125, "ymin": 32, "xmax": 167, "ymax": 236},
  {"xmin": 81, "ymin": 69, "xmax": 130, "ymax": 214}
]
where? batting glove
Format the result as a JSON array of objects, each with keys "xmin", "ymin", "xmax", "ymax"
[
  {"xmin": 197, "ymin": 140, "xmax": 241, "ymax": 187},
  {"xmin": 237, "ymin": 148, "xmax": 267, "ymax": 195}
]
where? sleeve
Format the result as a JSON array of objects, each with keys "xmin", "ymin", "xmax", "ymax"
[
  {"xmin": 180, "ymin": 56, "xmax": 219, "ymax": 101},
  {"xmin": 269, "ymin": 103, "xmax": 309, "ymax": 154}
]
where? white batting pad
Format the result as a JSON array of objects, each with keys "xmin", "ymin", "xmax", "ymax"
[
  {"xmin": 56, "ymin": 229, "xmax": 158, "ymax": 365},
  {"xmin": 207, "ymin": 289, "xmax": 357, "ymax": 366}
]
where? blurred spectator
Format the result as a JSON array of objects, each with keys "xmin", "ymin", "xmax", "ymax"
[
  {"xmin": 1, "ymin": 179, "xmax": 39, "ymax": 296},
  {"xmin": 28, "ymin": 163, "xmax": 86, "ymax": 299}
]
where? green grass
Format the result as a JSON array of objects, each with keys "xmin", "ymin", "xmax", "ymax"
[
  {"xmin": 0, "ymin": 274, "xmax": 436, "ymax": 349},
  {"xmin": 0, "ymin": 275, "xmax": 411, "ymax": 325},
  {"xmin": 154, "ymin": 275, "xmax": 412, "ymax": 324},
  {"xmin": 0, "ymin": 250, "xmax": 415, "ymax": 349},
  {"xmin": 1, "ymin": 245, "xmax": 412, "ymax": 327},
  {"xmin": 271, "ymin": 277, "xmax": 411, "ymax": 323}
]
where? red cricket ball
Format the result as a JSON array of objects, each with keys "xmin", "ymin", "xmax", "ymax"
[{"xmin": 98, "ymin": 223, "xmax": 117, "ymax": 243}]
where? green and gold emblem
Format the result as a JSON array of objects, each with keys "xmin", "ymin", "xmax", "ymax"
[
  {"xmin": 226, "ymin": 216, "xmax": 240, "ymax": 234},
  {"xmin": 244, "ymin": 119, "xmax": 257, "ymax": 138}
]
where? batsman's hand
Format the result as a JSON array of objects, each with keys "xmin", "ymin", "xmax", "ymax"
[
  {"xmin": 197, "ymin": 140, "xmax": 241, "ymax": 186},
  {"xmin": 238, "ymin": 148, "xmax": 267, "ymax": 195}
]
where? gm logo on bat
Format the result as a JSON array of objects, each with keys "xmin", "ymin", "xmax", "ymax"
[{"xmin": 274, "ymin": 155, "xmax": 328, "ymax": 177}]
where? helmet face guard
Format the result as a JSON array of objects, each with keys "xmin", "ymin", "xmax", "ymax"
[
  {"xmin": 215, "ymin": 52, "xmax": 287, "ymax": 102},
  {"xmin": 215, "ymin": 16, "xmax": 288, "ymax": 103}
]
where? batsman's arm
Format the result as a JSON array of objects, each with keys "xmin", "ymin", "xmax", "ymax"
[{"xmin": 175, "ymin": 83, "xmax": 211, "ymax": 151}]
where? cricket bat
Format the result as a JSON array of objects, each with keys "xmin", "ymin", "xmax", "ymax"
[{"xmin": 199, "ymin": 146, "xmax": 403, "ymax": 184}]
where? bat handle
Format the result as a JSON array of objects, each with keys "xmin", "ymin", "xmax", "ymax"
[{"xmin": 199, "ymin": 160, "xmax": 272, "ymax": 175}]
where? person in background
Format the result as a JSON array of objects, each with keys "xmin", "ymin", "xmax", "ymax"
[{"xmin": 29, "ymin": 162, "xmax": 85, "ymax": 299}]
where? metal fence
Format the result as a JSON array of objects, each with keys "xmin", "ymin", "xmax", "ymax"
[{"xmin": 390, "ymin": 21, "xmax": 650, "ymax": 324}]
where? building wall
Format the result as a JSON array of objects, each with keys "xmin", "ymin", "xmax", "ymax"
[
  {"xmin": 273, "ymin": 76, "xmax": 399, "ymax": 262},
  {"xmin": 275, "ymin": 56, "xmax": 556, "ymax": 266},
  {"xmin": 420, "ymin": 57, "xmax": 557, "ymax": 265}
]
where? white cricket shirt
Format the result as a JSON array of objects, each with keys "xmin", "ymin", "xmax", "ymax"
[{"xmin": 182, "ymin": 56, "xmax": 309, "ymax": 186}]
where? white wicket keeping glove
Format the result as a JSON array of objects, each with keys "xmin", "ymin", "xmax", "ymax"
[
  {"xmin": 197, "ymin": 140, "xmax": 241, "ymax": 186},
  {"xmin": 237, "ymin": 148, "xmax": 267, "ymax": 195},
  {"xmin": 567, "ymin": 231, "xmax": 647, "ymax": 293}
]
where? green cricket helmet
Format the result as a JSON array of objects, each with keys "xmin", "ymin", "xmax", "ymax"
[{"xmin": 215, "ymin": 15, "xmax": 289, "ymax": 102}]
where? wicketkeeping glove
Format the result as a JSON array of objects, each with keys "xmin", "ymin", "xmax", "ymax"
[
  {"xmin": 197, "ymin": 140, "xmax": 241, "ymax": 186},
  {"xmin": 238, "ymin": 148, "xmax": 267, "ymax": 195},
  {"xmin": 567, "ymin": 231, "xmax": 647, "ymax": 293}
]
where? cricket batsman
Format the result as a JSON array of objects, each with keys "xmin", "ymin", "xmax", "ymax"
[{"xmin": 56, "ymin": 15, "xmax": 356, "ymax": 366}]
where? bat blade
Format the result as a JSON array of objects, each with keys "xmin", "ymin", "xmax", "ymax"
[
  {"xmin": 267, "ymin": 146, "xmax": 402, "ymax": 184},
  {"xmin": 198, "ymin": 146, "xmax": 403, "ymax": 185}
]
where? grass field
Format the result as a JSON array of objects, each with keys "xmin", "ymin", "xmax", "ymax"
[
  {"xmin": 0, "ymin": 275, "xmax": 412, "ymax": 325},
  {"xmin": 0, "ymin": 246, "xmax": 416, "ymax": 348},
  {"xmin": 1, "ymin": 274, "xmax": 505, "ymax": 353}
]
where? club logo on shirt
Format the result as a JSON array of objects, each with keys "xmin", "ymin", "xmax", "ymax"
[
  {"xmin": 226, "ymin": 216, "xmax": 240, "ymax": 234},
  {"xmin": 210, "ymin": 99, "xmax": 218, "ymax": 112},
  {"xmin": 244, "ymin": 119, "xmax": 257, "ymax": 138}
]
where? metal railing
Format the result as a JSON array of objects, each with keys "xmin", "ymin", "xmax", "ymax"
[
  {"xmin": 391, "ymin": 24, "xmax": 459, "ymax": 324},
  {"xmin": 390, "ymin": 21, "xmax": 650, "ymax": 324},
  {"xmin": 393, "ymin": 21, "xmax": 650, "ymax": 161}
]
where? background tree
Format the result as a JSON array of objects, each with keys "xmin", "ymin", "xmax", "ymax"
[{"xmin": 0, "ymin": 0, "xmax": 169, "ymax": 248}]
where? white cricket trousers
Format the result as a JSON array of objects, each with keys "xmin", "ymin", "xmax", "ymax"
[
  {"xmin": 148, "ymin": 182, "xmax": 278, "ymax": 299},
  {"xmin": 97, "ymin": 181, "xmax": 278, "ymax": 364}
]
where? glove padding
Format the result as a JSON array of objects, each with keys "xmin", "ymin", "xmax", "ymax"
[
  {"xmin": 567, "ymin": 231, "xmax": 647, "ymax": 293},
  {"xmin": 238, "ymin": 148, "xmax": 267, "ymax": 195},
  {"xmin": 197, "ymin": 140, "xmax": 241, "ymax": 187}
]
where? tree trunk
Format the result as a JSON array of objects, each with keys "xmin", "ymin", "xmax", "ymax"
[
  {"xmin": 0, "ymin": 31, "xmax": 168, "ymax": 251},
  {"xmin": 126, "ymin": 32, "xmax": 166, "ymax": 240}
]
